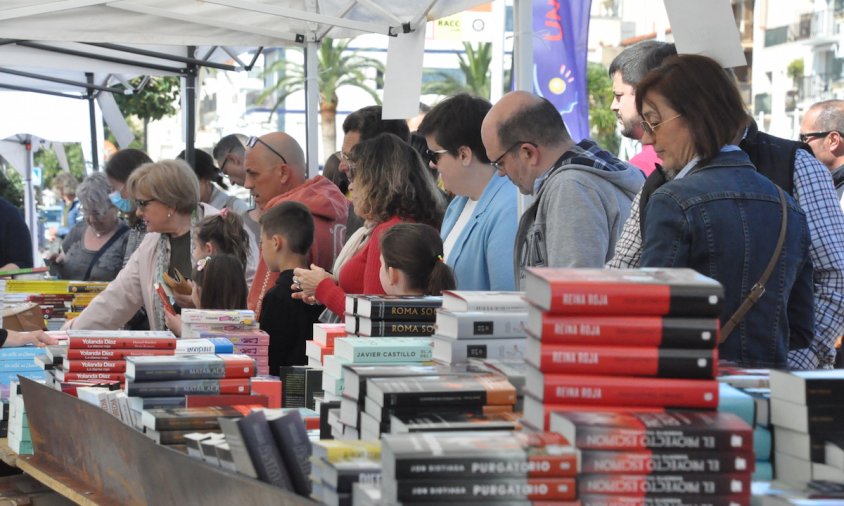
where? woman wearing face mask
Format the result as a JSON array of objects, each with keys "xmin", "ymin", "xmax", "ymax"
[
  {"xmin": 105, "ymin": 149, "xmax": 153, "ymax": 267},
  {"xmin": 54, "ymin": 173, "xmax": 129, "ymax": 282}
]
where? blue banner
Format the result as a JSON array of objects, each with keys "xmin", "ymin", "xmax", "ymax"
[{"xmin": 532, "ymin": 0, "xmax": 592, "ymax": 142}]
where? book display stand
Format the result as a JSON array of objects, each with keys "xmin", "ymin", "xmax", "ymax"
[{"xmin": 17, "ymin": 377, "xmax": 315, "ymax": 505}]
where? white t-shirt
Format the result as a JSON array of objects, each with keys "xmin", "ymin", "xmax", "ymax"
[{"xmin": 443, "ymin": 198, "xmax": 478, "ymax": 260}]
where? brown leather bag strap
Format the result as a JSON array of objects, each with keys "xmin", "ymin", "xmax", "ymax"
[{"xmin": 720, "ymin": 187, "xmax": 789, "ymax": 342}]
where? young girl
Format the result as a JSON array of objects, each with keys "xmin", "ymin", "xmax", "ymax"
[
  {"xmin": 165, "ymin": 254, "xmax": 248, "ymax": 337},
  {"xmin": 379, "ymin": 223, "xmax": 456, "ymax": 296}
]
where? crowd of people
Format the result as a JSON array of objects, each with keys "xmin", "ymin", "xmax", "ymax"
[{"xmin": 1, "ymin": 44, "xmax": 843, "ymax": 372}]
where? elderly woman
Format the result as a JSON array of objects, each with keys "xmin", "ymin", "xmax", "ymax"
[
  {"xmin": 637, "ymin": 54, "xmax": 814, "ymax": 368},
  {"xmin": 54, "ymin": 173, "xmax": 129, "ymax": 281},
  {"xmin": 293, "ymin": 133, "xmax": 445, "ymax": 318},
  {"xmin": 64, "ymin": 160, "xmax": 213, "ymax": 331}
]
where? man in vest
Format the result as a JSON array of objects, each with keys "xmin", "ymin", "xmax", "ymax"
[{"xmin": 800, "ymin": 100, "xmax": 844, "ymax": 208}]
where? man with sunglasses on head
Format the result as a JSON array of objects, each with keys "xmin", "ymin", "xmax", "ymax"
[
  {"xmin": 481, "ymin": 91, "xmax": 644, "ymax": 288},
  {"xmin": 243, "ymin": 132, "xmax": 348, "ymax": 316},
  {"xmin": 801, "ymin": 100, "xmax": 844, "ymax": 207},
  {"xmin": 607, "ymin": 41, "xmax": 844, "ymax": 370}
]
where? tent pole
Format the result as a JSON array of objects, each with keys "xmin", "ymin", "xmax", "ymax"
[
  {"xmin": 86, "ymin": 73, "xmax": 99, "ymax": 172},
  {"xmin": 513, "ymin": 0, "xmax": 533, "ymax": 92},
  {"xmin": 304, "ymin": 40, "xmax": 319, "ymax": 179},
  {"xmin": 24, "ymin": 138, "xmax": 37, "ymax": 267},
  {"xmin": 184, "ymin": 46, "xmax": 197, "ymax": 168}
]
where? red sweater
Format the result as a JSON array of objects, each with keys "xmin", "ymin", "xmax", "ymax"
[{"xmin": 315, "ymin": 216, "xmax": 404, "ymax": 317}]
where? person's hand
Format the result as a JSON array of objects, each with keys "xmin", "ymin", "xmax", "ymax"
[
  {"xmin": 4, "ymin": 329, "xmax": 58, "ymax": 348},
  {"xmin": 291, "ymin": 264, "xmax": 332, "ymax": 301},
  {"xmin": 172, "ymin": 280, "xmax": 196, "ymax": 309},
  {"xmin": 164, "ymin": 312, "xmax": 182, "ymax": 337}
]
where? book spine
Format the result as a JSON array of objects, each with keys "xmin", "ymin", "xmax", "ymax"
[
  {"xmin": 394, "ymin": 477, "xmax": 576, "ymax": 502},
  {"xmin": 197, "ymin": 333, "xmax": 270, "ymax": 345},
  {"xmin": 392, "ymin": 453, "xmax": 579, "ymax": 479},
  {"xmin": 64, "ymin": 360, "xmax": 127, "ymax": 373},
  {"xmin": 343, "ymin": 346, "xmax": 433, "ymax": 363},
  {"xmin": 149, "ymin": 415, "xmax": 222, "ymax": 431},
  {"xmin": 528, "ymin": 314, "xmax": 719, "ymax": 349},
  {"xmin": 364, "ymin": 321, "xmax": 435, "ymax": 337},
  {"xmin": 368, "ymin": 303, "xmax": 438, "ymax": 321},
  {"xmin": 527, "ymin": 343, "xmax": 716, "ymax": 379},
  {"xmin": 380, "ymin": 387, "xmax": 512, "ymax": 408},
  {"xmin": 185, "ymin": 394, "xmax": 268, "ymax": 408},
  {"xmin": 68, "ymin": 337, "xmax": 176, "ymax": 350},
  {"xmin": 537, "ymin": 375, "xmax": 719, "ymax": 409},
  {"xmin": 577, "ymin": 473, "xmax": 751, "ymax": 496},
  {"xmin": 237, "ymin": 411, "xmax": 294, "ymax": 490},
  {"xmin": 579, "ymin": 494, "xmax": 751, "ymax": 506},
  {"xmin": 580, "ymin": 451, "xmax": 755, "ymax": 474},
  {"xmin": 564, "ymin": 425, "xmax": 752, "ymax": 453},
  {"xmin": 0, "ymin": 349, "xmax": 47, "ymax": 359},
  {"xmin": 130, "ymin": 363, "xmax": 228, "ymax": 381},
  {"xmin": 66, "ymin": 349, "xmax": 174, "ymax": 360},
  {"xmin": 59, "ymin": 371, "xmax": 125, "ymax": 382},
  {"xmin": 534, "ymin": 282, "xmax": 721, "ymax": 316},
  {"xmin": 267, "ymin": 411, "xmax": 312, "ymax": 496},
  {"xmin": 126, "ymin": 378, "xmax": 250, "ymax": 397},
  {"xmin": 232, "ymin": 345, "xmax": 268, "ymax": 356}
]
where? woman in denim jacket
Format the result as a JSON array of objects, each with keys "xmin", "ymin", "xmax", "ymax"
[{"xmin": 637, "ymin": 55, "xmax": 814, "ymax": 368}]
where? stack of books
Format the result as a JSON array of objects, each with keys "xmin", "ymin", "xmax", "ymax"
[
  {"xmin": 76, "ymin": 383, "xmax": 133, "ymax": 425},
  {"xmin": 550, "ymin": 410, "xmax": 754, "ymax": 504},
  {"xmin": 0, "ymin": 279, "xmax": 107, "ymax": 329},
  {"xmin": 380, "ymin": 431, "xmax": 577, "ymax": 503},
  {"xmin": 143, "ymin": 405, "xmax": 252, "ymax": 452},
  {"xmin": 6, "ymin": 378, "xmax": 35, "ymax": 454},
  {"xmin": 198, "ymin": 327, "xmax": 271, "ymax": 376},
  {"xmin": 180, "ymin": 308, "xmax": 257, "ymax": 338},
  {"xmin": 520, "ymin": 267, "xmax": 724, "ymax": 430},
  {"xmin": 431, "ymin": 290, "xmax": 529, "ymax": 365},
  {"xmin": 306, "ymin": 323, "xmax": 345, "ymax": 368},
  {"xmin": 717, "ymin": 377, "xmax": 774, "ymax": 481},
  {"xmin": 310, "ymin": 440, "xmax": 381, "ymax": 505},
  {"xmin": 344, "ymin": 295, "xmax": 441, "ymax": 338},
  {"xmin": 770, "ymin": 369, "xmax": 844, "ymax": 485},
  {"xmin": 0, "ymin": 346, "xmax": 47, "ymax": 387}
]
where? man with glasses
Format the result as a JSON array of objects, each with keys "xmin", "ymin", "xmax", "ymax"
[
  {"xmin": 801, "ymin": 100, "xmax": 844, "ymax": 206},
  {"xmin": 243, "ymin": 132, "xmax": 348, "ymax": 315},
  {"xmin": 607, "ymin": 42, "xmax": 844, "ymax": 370},
  {"xmin": 213, "ymin": 134, "xmax": 249, "ymax": 187},
  {"xmin": 481, "ymin": 91, "xmax": 644, "ymax": 288}
]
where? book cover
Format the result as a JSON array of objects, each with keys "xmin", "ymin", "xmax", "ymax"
[
  {"xmin": 525, "ymin": 340, "xmax": 717, "ymax": 379},
  {"xmin": 549, "ymin": 411, "xmax": 752, "ymax": 452},
  {"xmin": 435, "ymin": 310, "xmax": 528, "ymax": 339},
  {"xmin": 433, "ymin": 336, "xmax": 526, "ymax": 364},
  {"xmin": 141, "ymin": 405, "xmax": 252, "ymax": 430},
  {"xmin": 357, "ymin": 319, "xmax": 435, "ymax": 337},
  {"xmin": 236, "ymin": 410, "xmax": 294, "ymax": 490},
  {"xmin": 62, "ymin": 359, "xmax": 126, "ymax": 373},
  {"xmin": 577, "ymin": 473, "xmax": 751, "ymax": 496},
  {"xmin": 68, "ymin": 336, "xmax": 177, "ymax": 350},
  {"xmin": 769, "ymin": 369, "xmax": 844, "ymax": 405},
  {"xmin": 580, "ymin": 451, "xmax": 754, "ymax": 474},
  {"xmin": 125, "ymin": 354, "xmax": 255, "ymax": 381},
  {"xmin": 181, "ymin": 308, "xmax": 255, "ymax": 325},
  {"xmin": 525, "ymin": 310, "xmax": 719, "ymax": 349},
  {"xmin": 175, "ymin": 338, "xmax": 234, "ymax": 354},
  {"xmin": 367, "ymin": 374, "xmax": 516, "ymax": 408},
  {"xmin": 442, "ymin": 290, "xmax": 529, "ymax": 312},
  {"xmin": 65, "ymin": 348, "xmax": 175, "ymax": 360},
  {"xmin": 386, "ymin": 476, "xmax": 576, "ymax": 502},
  {"xmin": 266, "ymin": 410, "xmax": 311, "ymax": 496},
  {"xmin": 277, "ymin": 366, "xmax": 322, "ymax": 410},
  {"xmin": 333, "ymin": 337, "xmax": 433, "ymax": 363},
  {"xmin": 218, "ymin": 417, "xmax": 258, "ymax": 478},
  {"xmin": 125, "ymin": 378, "xmax": 250, "ymax": 397},
  {"xmin": 527, "ymin": 373, "xmax": 719, "ymax": 409},
  {"xmin": 355, "ymin": 295, "xmax": 442, "ymax": 320},
  {"xmin": 523, "ymin": 268, "xmax": 723, "ymax": 316}
]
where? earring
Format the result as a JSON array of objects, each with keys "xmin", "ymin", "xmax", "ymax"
[{"xmin": 167, "ymin": 211, "xmax": 173, "ymax": 218}]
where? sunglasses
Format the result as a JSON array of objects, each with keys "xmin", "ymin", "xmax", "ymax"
[
  {"xmin": 490, "ymin": 141, "xmax": 536, "ymax": 171},
  {"xmin": 640, "ymin": 114, "xmax": 682, "ymax": 136},
  {"xmin": 135, "ymin": 198, "xmax": 157, "ymax": 209},
  {"xmin": 799, "ymin": 131, "xmax": 841, "ymax": 143},
  {"xmin": 425, "ymin": 148, "xmax": 448, "ymax": 164},
  {"xmin": 246, "ymin": 136, "xmax": 288, "ymax": 164}
]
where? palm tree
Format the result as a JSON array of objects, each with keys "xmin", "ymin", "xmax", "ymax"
[
  {"xmin": 259, "ymin": 38, "xmax": 383, "ymax": 160},
  {"xmin": 422, "ymin": 42, "xmax": 492, "ymax": 99}
]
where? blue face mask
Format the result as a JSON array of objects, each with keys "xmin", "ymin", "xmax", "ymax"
[{"xmin": 109, "ymin": 191, "xmax": 133, "ymax": 213}]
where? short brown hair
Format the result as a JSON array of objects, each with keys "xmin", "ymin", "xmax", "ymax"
[
  {"xmin": 635, "ymin": 54, "xmax": 749, "ymax": 165},
  {"xmin": 259, "ymin": 201, "xmax": 314, "ymax": 256},
  {"xmin": 126, "ymin": 159, "xmax": 199, "ymax": 215}
]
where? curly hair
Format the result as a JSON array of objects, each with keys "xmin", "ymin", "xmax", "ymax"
[{"xmin": 350, "ymin": 133, "xmax": 445, "ymax": 227}]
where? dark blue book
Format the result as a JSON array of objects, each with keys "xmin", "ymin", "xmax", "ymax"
[
  {"xmin": 236, "ymin": 410, "xmax": 293, "ymax": 491},
  {"xmin": 267, "ymin": 410, "xmax": 311, "ymax": 496}
]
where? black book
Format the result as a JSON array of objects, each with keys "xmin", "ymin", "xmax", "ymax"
[
  {"xmin": 341, "ymin": 363, "xmax": 455, "ymax": 401},
  {"xmin": 323, "ymin": 459, "xmax": 381, "ymax": 494},
  {"xmin": 356, "ymin": 318, "xmax": 435, "ymax": 337},
  {"xmin": 236, "ymin": 410, "xmax": 294, "ymax": 491},
  {"xmin": 354, "ymin": 295, "xmax": 442, "ymax": 320},
  {"xmin": 318, "ymin": 397, "xmax": 341, "ymax": 440},
  {"xmin": 771, "ymin": 396, "xmax": 844, "ymax": 433},
  {"xmin": 278, "ymin": 366, "xmax": 323, "ymax": 410},
  {"xmin": 266, "ymin": 410, "xmax": 311, "ymax": 496},
  {"xmin": 770, "ymin": 369, "xmax": 844, "ymax": 405},
  {"xmin": 578, "ymin": 473, "xmax": 751, "ymax": 496},
  {"xmin": 367, "ymin": 374, "xmax": 516, "ymax": 408}
]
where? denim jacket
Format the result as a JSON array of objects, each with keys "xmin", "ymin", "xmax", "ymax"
[{"xmin": 640, "ymin": 150, "xmax": 814, "ymax": 368}]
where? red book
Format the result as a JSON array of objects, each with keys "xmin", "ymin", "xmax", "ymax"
[
  {"xmin": 525, "ymin": 310, "xmax": 720, "ymax": 349},
  {"xmin": 577, "ymin": 473, "xmax": 752, "ymax": 496},
  {"xmin": 394, "ymin": 477, "xmax": 576, "ymax": 502},
  {"xmin": 66, "ymin": 348, "xmax": 175, "ymax": 360},
  {"xmin": 58, "ymin": 380, "xmax": 121, "ymax": 396},
  {"xmin": 579, "ymin": 494, "xmax": 750, "ymax": 506},
  {"xmin": 525, "ymin": 340, "xmax": 717, "ymax": 379},
  {"xmin": 125, "ymin": 378, "xmax": 251, "ymax": 397},
  {"xmin": 68, "ymin": 337, "xmax": 177, "ymax": 350},
  {"xmin": 526, "ymin": 373, "xmax": 719, "ymax": 409},
  {"xmin": 251, "ymin": 376, "xmax": 282, "ymax": 408},
  {"xmin": 233, "ymin": 344, "xmax": 269, "ymax": 356},
  {"xmin": 523, "ymin": 268, "xmax": 723, "ymax": 316},
  {"xmin": 185, "ymin": 394, "xmax": 269, "ymax": 408},
  {"xmin": 313, "ymin": 323, "xmax": 346, "ymax": 347},
  {"xmin": 63, "ymin": 359, "xmax": 126, "ymax": 373},
  {"xmin": 522, "ymin": 395, "xmax": 664, "ymax": 431},
  {"xmin": 55, "ymin": 371, "xmax": 126, "ymax": 382},
  {"xmin": 549, "ymin": 411, "xmax": 752, "ymax": 452},
  {"xmin": 155, "ymin": 283, "xmax": 176, "ymax": 316},
  {"xmin": 580, "ymin": 450, "xmax": 755, "ymax": 474}
]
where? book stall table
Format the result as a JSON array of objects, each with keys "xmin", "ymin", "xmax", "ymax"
[{"xmin": 17, "ymin": 377, "xmax": 315, "ymax": 505}]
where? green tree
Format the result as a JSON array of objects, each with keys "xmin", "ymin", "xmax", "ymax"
[
  {"xmin": 113, "ymin": 76, "xmax": 181, "ymax": 150},
  {"xmin": 422, "ymin": 42, "xmax": 493, "ymax": 99},
  {"xmin": 35, "ymin": 144, "xmax": 85, "ymax": 192},
  {"xmin": 0, "ymin": 168, "xmax": 24, "ymax": 209},
  {"xmin": 259, "ymin": 38, "xmax": 384, "ymax": 160},
  {"xmin": 586, "ymin": 62, "xmax": 620, "ymax": 155}
]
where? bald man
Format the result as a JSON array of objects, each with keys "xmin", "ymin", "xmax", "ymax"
[
  {"xmin": 801, "ymin": 100, "xmax": 844, "ymax": 205},
  {"xmin": 481, "ymin": 91, "xmax": 644, "ymax": 287},
  {"xmin": 244, "ymin": 133, "xmax": 348, "ymax": 315}
]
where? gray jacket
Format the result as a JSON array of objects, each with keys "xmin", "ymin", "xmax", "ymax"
[{"xmin": 515, "ymin": 140, "xmax": 644, "ymax": 288}]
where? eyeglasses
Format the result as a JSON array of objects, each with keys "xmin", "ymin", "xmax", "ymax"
[
  {"xmin": 135, "ymin": 198, "xmax": 157, "ymax": 209},
  {"xmin": 425, "ymin": 148, "xmax": 449, "ymax": 164},
  {"xmin": 246, "ymin": 136, "xmax": 288, "ymax": 164},
  {"xmin": 799, "ymin": 131, "xmax": 842, "ymax": 143},
  {"xmin": 640, "ymin": 114, "xmax": 682, "ymax": 136},
  {"xmin": 218, "ymin": 153, "xmax": 230, "ymax": 174},
  {"xmin": 490, "ymin": 141, "xmax": 536, "ymax": 171}
]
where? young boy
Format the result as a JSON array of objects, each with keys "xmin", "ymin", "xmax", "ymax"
[{"xmin": 258, "ymin": 201, "xmax": 325, "ymax": 374}]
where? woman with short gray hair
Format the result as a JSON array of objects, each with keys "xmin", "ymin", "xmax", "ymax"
[{"xmin": 54, "ymin": 172, "xmax": 129, "ymax": 281}]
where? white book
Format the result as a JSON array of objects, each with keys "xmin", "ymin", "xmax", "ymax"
[
  {"xmin": 76, "ymin": 386, "xmax": 112, "ymax": 411},
  {"xmin": 435, "ymin": 310, "xmax": 528, "ymax": 339},
  {"xmin": 66, "ymin": 330, "xmax": 174, "ymax": 338},
  {"xmin": 323, "ymin": 354, "xmax": 350, "ymax": 379},
  {"xmin": 432, "ymin": 335, "xmax": 526, "ymax": 364},
  {"xmin": 334, "ymin": 337, "xmax": 433, "ymax": 363},
  {"xmin": 180, "ymin": 309, "xmax": 255, "ymax": 325},
  {"xmin": 441, "ymin": 291, "xmax": 528, "ymax": 312}
]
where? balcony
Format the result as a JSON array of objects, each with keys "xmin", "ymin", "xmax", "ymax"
[
  {"xmin": 764, "ymin": 16, "xmax": 813, "ymax": 47},
  {"xmin": 809, "ymin": 9, "xmax": 844, "ymax": 45},
  {"xmin": 798, "ymin": 73, "xmax": 841, "ymax": 101}
]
